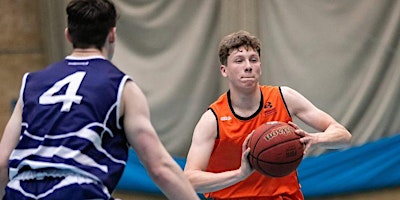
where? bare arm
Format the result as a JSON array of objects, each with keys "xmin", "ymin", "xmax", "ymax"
[
  {"xmin": 121, "ymin": 81, "xmax": 198, "ymax": 200},
  {"xmin": 184, "ymin": 110, "xmax": 254, "ymax": 193},
  {"xmin": 281, "ymin": 86, "xmax": 352, "ymax": 154},
  {"xmin": 0, "ymin": 99, "xmax": 23, "ymax": 197}
]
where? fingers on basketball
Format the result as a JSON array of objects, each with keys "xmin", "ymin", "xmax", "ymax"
[{"xmin": 247, "ymin": 121, "xmax": 304, "ymax": 177}]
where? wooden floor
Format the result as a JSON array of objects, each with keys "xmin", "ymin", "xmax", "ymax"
[{"xmin": 113, "ymin": 186, "xmax": 400, "ymax": 200}]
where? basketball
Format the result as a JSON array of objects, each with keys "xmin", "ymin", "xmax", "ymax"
[{"xmin": 247, "ymin": 121, "xmax": 304, "ymax": 177}]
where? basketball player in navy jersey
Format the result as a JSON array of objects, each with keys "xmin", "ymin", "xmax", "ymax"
[{"xmin": 0, "ymin": 0, "xmax": 199, "ymax": 199}]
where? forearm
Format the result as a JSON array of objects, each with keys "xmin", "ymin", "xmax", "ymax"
[
  {"xmin": 318, "ymin": 123, "xmax": 351, "ymax": 149},
  {"xmin": 185, "ymin": 169, "xmax": 246, "ymax": 193},
  {"xmin": 148, "ymin": 160, "xmax": 199, "ymax": 200}
]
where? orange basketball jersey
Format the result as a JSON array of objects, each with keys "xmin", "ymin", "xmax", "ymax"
[{"xmin": 205, "ymin": 85, "xmax": 303, "ymax": 199}]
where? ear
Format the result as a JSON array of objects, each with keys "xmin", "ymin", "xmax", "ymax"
[
  {"xmin": 220, "ymin": 65, "xmax": 228, "ymax": 77},
  {"xmin": 65, "ymin": 28, "xmax": 72, "ymax": 43},
  {"xmin": 108, "ymin": 27, "xmax": 117, "ymax": 43}
]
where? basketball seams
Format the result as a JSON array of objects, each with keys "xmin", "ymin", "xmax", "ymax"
[
  {"xmin": 248, "ymin": 123, "xmax": 278, "ymax": 169},
  {"xmin": 250, "ymin": 123, "xmax": 298, "ymax": 155},
  {"xmin": 256, "ymin": 157, "xmax": 303, "ymax": 177},
  {"xmin": 255, "ymin": 137, "xmax": 301, "ymax": 156},
  {"xmin": 256, "ymin": 152, "xmax": 303, "ymax": 165},
  {"xmin": 249, "ymin": 123, "xmax": 279, "ymax": 155}
]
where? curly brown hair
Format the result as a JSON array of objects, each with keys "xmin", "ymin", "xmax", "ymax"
[{"xmin": 218, "ymin": 30, "xmax": 261, "ymax": 66}]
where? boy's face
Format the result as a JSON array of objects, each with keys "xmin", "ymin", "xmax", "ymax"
[{"xmin": 221, "ymin": 46, "xmax": 261, "ymax": 89}]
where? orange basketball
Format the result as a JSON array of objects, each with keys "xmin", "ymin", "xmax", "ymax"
[{"xmin": 247, "ymin": 121, "xmax": 304, "ymax": 177}]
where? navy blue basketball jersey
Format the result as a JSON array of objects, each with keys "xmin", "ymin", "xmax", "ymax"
[{"xmin": 8, "ymin": 56, "xmax": 131, "ymax": 195}]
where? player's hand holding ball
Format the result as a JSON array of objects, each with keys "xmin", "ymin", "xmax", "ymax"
[{"xmin": 247, "ymin": 121, "xmax": 304, "ymax": 177}]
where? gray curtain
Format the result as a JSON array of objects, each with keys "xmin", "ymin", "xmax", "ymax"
[
  {"xmin": 112, "ymin": 0, "xmax": 221, "ymax": 155},
  {"xmin": 40, "ymin": 0, "xmax": 400, "ymax": 156},
  {"xmin": 259, "ymin": 0, "xmax": 400, "ymax": 154}
]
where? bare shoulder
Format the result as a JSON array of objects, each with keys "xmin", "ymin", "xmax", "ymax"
[
  {"xmin": 198, "ymin": 109, "xmax": 217, "ymax": 131},
  {"xmin": 280, "ymin": 86, "xmax": 303, "ymax": 107},
  {"xmin": 121, "ymin": 80, "xmax": 149, "ymax": 115},
  {"xmin": 280, "ymin": 86, "xmax": 299, "ymax": 98},
  {"xmin": 280, "ymin": 86, "xmax": 317, "ymax": 116},
  {"xmin": 192, "ymin": 109, "xmax": 218, "ymax": 142},
  {"xmin": 201, "ymin": 109, "xmax": 217, "ymax": 124},
  {"xmin": 123, "ymin": 80, "xmax": 145, "ymax": 98}
]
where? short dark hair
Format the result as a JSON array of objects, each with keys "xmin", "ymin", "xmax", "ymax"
[
  {"xmin": 66, "ymin": 0, "xmax": 117, "ymax": 50},
  {"xmin": 218, "ymin": 30, "xmax": 261, "ymax": 66}
]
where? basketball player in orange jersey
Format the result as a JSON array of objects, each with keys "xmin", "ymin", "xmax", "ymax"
[{"xmin": 184, "ymin": 30, "xmax": 352, "ymax": 200}]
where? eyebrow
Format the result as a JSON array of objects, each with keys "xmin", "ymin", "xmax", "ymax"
[{"xmin": 230, "ymin": 50, "xmax": 259, "ymax": 57}]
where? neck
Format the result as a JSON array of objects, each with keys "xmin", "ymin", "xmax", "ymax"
[
  {"xmin": 230, "ymin": 86, "xmax": 261, "ymax": 111},
  {"xmin": 70, "ymin": 48, "xmax": 105, "ymax": 57}
]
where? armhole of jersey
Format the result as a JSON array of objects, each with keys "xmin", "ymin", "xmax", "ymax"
[
  {"xmin": 116, "ymin": 75, "xmax": 132, "ymax": 130},
  {"xmin": 279, "ymin": 86, "xmax": 292, "ymax": 118},
  {"xmin": 19, "ymin": 73, "xmax": 29, "ymax": 106},
  {"xmin": 208, "ymin": 108, "xmax": 219, "ymax": 139}
]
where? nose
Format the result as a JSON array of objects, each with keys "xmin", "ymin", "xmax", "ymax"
[{"xmin": 244, "ymin": 60, "xmax": 253, "ymax": 73}]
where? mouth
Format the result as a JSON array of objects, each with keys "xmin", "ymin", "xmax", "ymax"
[{"xmin": 241, "ymin": 76, "xmax": 255, "ymax": 80}]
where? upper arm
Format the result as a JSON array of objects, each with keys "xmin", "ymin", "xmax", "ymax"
[
  {"xmin": 121, "ymin": 81, "xmax": 170, "ymax": 167},
  {"xmin": 184, "ymin": 110, "xmax": 217, "ymax": 172},
  {"xmin": 0, "ymin": 99, "xmax": 23, "ymax": 167},
  {"xmin": 281, "ymin": 86, "xmax": 336, "ymax": 131}
]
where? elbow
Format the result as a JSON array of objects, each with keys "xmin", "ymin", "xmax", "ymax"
[
  {"xmin": 183, "ymin": 169, "xmax": 208, "ymax": 193},
  {"xmin": 147, "ymin": 164, "xmax": 171, "ymax": 185},
  {"xmin": 339, "ymin": 128, "xmax": 352, "ymax": 148},
  {"xmin": 325, "ymin": 125, "xmax": 352, "ymax": 149},
  {"xmin": 146, "ymin": 160, "xmax": 183, "ymax": 189},
  {"xmin": 344, "ymin": 131, "xmax": 352, "ymax": 146},
  {"xmin": 183, "ymin": 170, "xmax": 198, "ymax": 190},
  {"xmin": 336, "ymin": 124, "xmax": 352, "ymax": 147}
]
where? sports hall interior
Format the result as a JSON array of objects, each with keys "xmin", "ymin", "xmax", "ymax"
[{"xmin": 1, "ymin": 1, "xmax": 399, "ymax": 199}]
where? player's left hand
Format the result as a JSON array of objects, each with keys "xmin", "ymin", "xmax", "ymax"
[{"xmin": 288, "ymin": 121, "xmax": 319, "ymax": 155}]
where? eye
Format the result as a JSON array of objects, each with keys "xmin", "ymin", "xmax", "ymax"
[
  {"xmin": 250, "ymin": 57, "xmax": 259, "ymax": 63},
  {"xmin": 234, "ymin": 58, "xmax": 243, "ymax": 63}
]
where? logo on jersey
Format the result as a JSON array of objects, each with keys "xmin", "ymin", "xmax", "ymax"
[
  {"xmin": 220, "ymin": 116, "xmax": 232, "ymax": 121},
  {"xmin": 68, "ymin": 61, "xmax": 89, "ymax": 66},
  {"xmin": 263, "ymin": 101, "xmax": 277, "ymax": 116}
]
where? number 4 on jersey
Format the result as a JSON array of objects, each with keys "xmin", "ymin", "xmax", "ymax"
[{"xmin": 39, "ymin": 71, "xmax": 86, "ymax": 112}]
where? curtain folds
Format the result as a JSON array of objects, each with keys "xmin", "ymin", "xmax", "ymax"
[{"xmin": 40, "ymin": 0, "xmax": 400, "ymax": 156}]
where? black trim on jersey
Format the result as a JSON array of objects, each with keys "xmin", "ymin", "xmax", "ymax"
[
  {"xmin": 227, "ymin": 89, "xmax": 263, "ymax": 121},
  {"xmin": 208, "ymin": 108, "xmax": 220, "ymax": 139},
  {"xmin": 279, "ymin": 86, "xmax": 292, "ymax": 118}
]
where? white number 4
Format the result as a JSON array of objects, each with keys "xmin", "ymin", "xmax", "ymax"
[{"xmin": 39, "ymin": 71, "xmax": 86, "ymax": 112}]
